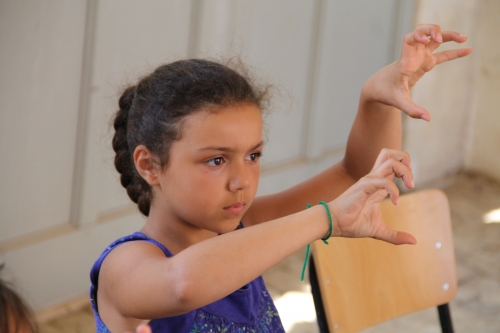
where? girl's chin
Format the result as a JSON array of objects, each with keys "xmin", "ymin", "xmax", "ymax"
[{"xmin": 215, "ymin": 220, "xmax": 243, "ymax": 234}]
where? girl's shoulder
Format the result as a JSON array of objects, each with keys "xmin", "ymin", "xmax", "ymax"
[
  {"xmin": 90, "ymin": 233, "xmax": 173, "ymax": 330},
  {"xmin": 93, "ymin": 233, "xmax": 172, "ymax": 282}
]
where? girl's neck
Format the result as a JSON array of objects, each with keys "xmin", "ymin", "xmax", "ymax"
[{"xmin": 140, "ymin": 207, "xmax": 217, "ymax": 255}]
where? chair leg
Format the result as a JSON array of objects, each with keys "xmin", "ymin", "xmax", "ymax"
[
  {"xmin": 437, "ymin": 303, "xmax": 454, "ymax": 333},
  {"xmin": 309, "ymin": 255, "xmax": 330, "ymax": 333}
]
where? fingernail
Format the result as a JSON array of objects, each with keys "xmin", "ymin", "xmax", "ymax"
[
  {"xmin": 411, "ymin": 180, "xmax": 414, "ymax": 188},
  {"xmin": 459, "ymin": 33, "xmax": 467, "ymax": 38},
  {"xmin": 437, "ymin": 34, "xmax": 443, "ymax": 43},
  {"xmin": 421, "ymin": 114, "xmax": 430, "ymax": 122}
]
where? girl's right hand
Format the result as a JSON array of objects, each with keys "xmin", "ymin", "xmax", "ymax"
[
  {"xmin": 330, "ymin": 148, "xmax": 416, "ymax": 245},
  {"xmin": 124, "ymin": 324, "xmax": 152, "ymax": 333},
  {"xmin": 361, "ymin": 24, "xmax": 472, "ymax": 122}
]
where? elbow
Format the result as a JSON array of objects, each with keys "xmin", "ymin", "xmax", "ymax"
[
  {"xmin": 339, "ymin": 159, "xmax": 361, "ymax": 183},
  {"xmin": 167, "ymin": 267, "xmax": 202, "ymax": 314},
  {"xmin": 173, "ymin": 278, "xmax": 195, "ymax": 306}
]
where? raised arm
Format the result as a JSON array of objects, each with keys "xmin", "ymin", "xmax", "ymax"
[
  {"xmin": 344, "ymin": 24, "xmax": 472, "ymax": 178},
  {"xmin": 245, "ymin": 24, "xmax": 471, "ymax": 225}
]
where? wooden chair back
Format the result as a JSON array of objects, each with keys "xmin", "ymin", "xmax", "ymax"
[{"xmin": 311, "ymin": 189, "xmax": 457, "ymax": 332}]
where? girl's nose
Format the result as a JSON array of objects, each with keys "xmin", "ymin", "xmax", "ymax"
[{"xmin": 228, "ymin": 164, "xmax": 251, "ymax": 192}]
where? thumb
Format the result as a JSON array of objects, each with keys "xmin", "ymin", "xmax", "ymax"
[
  {"xmin": 374, "ymin": 224, "xmax": 417, "ymax": 245},
  {"xmin": 136, "ymin": 325, "xmax": 152, "ymax": 333},
  {"xmin": 397, "ymin": 95, "xmax": 431, "ymax": 122}
]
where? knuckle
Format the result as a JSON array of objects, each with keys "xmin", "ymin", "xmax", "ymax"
[
  {"xmin": 387, "ymin": 157, "xmax": 398, "ymax": 166},
  {"xmin": 382, "ymin": 177, "xmax": 391, "ymax": 187},
  {"xmin": 359, "ymin": 176, "xmax": 371, "ymax": 185}
]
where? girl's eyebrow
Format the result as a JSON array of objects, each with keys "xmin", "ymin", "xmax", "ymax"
[{"xmin": 198, "ymin": 141, "xmax": 264, "ymax": 152}]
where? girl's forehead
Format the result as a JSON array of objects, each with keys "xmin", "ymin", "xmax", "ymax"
[{"xmin": 180, "ymin": 104, "xmax": 263, "ymax": 147}]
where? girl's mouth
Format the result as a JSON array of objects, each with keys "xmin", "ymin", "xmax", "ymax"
[{"xmin": 223, "ymin": 202, "xmax": 245, "ymax": 215}]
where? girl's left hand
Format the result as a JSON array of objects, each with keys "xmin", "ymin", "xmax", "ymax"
[
  {"xmin": 330, "ymin": 148, "xmax": 416, "ymax": 245},
  {"xmin": 362, "ymin": 24, "xmax": 472, "ymax": 121}
]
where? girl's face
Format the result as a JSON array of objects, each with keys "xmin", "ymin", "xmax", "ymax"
[{"xmin": 155, "ymin": 103, "xmax": 263, "ymax": 234}]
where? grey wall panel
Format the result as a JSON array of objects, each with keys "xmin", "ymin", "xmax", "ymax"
[
  {"xmin": 307, "ymin": 0, "xmax": 399, "ymax": 159},
  {"xmin": 0, "ymin": 1, "xmax": 87, "ymax": 241},
  {"xmin": 2, "ymin": 213, "xmax": 144, "ymax": 311},
  {"xmin": 78, "ymin": 0, "xmax": 192, "ymax": 225}
]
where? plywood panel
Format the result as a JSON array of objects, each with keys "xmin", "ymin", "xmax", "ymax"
[
  {"xmin": 2, "ymin": 213, "xmax": 144, "ymax": 311},
  {"xmin": 467, "ymin": 0, "xmax": 500, "ymax": 182},
  {"xmin": 0, "ymin": 1, "xmax": 87, "ymax": 241},
  {"xmin": 307, "ymin": 0, "xmax": 399, "ymax": 159},
  {"xmin": 79, "ymin": 0, "xmax": 192, "ymax": 225}
]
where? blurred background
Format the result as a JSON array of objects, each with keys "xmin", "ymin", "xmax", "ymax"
[{"xmin": 1, "ymin": 0, "xmax": 499, "ymax": 332}]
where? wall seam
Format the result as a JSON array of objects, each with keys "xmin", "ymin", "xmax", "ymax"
[
  {"xmin": 69, "ymin": 0, "xmax": 97, "ymax": 227},
  {"xmin": 187, "ymin": 0, "xmax": 202, "ymax": 58},
  {"xmin": 461, "ymin": 1, "xmax": 483, "ymax": 171},
  {"xmin": 301, "ymin": 0, "xmax": 326, "ymax": 159}
]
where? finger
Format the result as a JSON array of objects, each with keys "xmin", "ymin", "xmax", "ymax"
[
  {"xmin": 405, "ymin": 24, "xmax": 443, "ymax": 46},
  {"xmin": 361, "ymin": 176, "xmax": 400, "ymax": 205},
  {"xmin": 396, "ymin": 93, "xmax": 431, "ymax": 121},
  {"xmin": 441, "ymin": 31, "xmax": 468, "ymax": 43},
  {"xmin": 426, "ymin": 39, "xmax": 442, "ymax": 52},
  {"xmin": 136, "ymin": 325, "xmax": 152, "ymax": 333},
  {"xmin": 371, "ymin": 158, "xmax": 414, "ymax": 190},
  {"xmin": 434, "ymin": 47, "xmax": 473, "ymax": 65},
  {"xmin": 427, "ymin": 31, "xmax": 469, "ymax": 52},
  {"xmin": 374, "ymin": 225, "xmax": 417, "ymax": 245},
  {"xmin": 416, "ymin": 24, "xmax": 443, "ymax": 44},
  {"xmin": 372, "ymin": 149, "xmax": 412, "ymax": 171}
]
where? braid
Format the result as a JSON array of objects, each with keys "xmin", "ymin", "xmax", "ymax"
[{"xmin": 112, "ymin": 86, "xmax": 152, "ymax": 216}]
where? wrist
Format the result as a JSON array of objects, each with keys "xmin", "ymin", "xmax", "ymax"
[
  {"xmin": 326, "ymin": 201, "xmax": 342, "ymax": 238},
  {"xmin": 317, "ymin": 202, "xmax": 333, "ymax": 241},
  {"xmin": 360, "ymin": 61, "xmax": 401, "ymax": 107}
]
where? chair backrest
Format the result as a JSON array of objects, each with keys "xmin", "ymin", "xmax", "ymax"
[{"xmin": 311, "ymin": 189, "xmax": 457, "ymax": 333}]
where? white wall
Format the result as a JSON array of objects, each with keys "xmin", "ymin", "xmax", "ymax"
[
  {"xmin": 0, "ymin": 1, "xmax": 86, "ymax": 242},
  {"xmin": 465, "ymin": 0, "xmax": 500, "ymax": 181},
  {"xmin": 403, "ymin": 0, "xmax": 476, "ymax": 186},
  {"xmin": 406, "ymin": 0, "xmax": 500, "ymax": 185},
  {"xmin": 0, "ymin": 0, "xmax": 414, "ymax": 311}
]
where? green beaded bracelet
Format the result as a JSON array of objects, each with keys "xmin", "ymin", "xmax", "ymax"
[{"xmin": 300, "ymin": 201, "xmax": 333, "ymax": 281}]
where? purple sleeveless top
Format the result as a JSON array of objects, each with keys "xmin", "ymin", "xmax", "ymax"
[{"xmin": 90, "ymin": 232, "xmax": 285, "ymax": 333}]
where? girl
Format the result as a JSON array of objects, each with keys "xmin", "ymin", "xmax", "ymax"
[
  {"xmin": 0, "ymin": 265, "xmax": 39, "ymax": 333},
  {"xmin": 90, "ymin": 24, "xmax": 471, "ymax": 332}
]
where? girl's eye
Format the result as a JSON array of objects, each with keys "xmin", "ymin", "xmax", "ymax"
[
  {"xmin": 247, "ymin": 152, "xmax": 262, "ymax": 162},
  {"xmin": 206, "ymin": 157, "xmax": 225, "ymax": 166}
]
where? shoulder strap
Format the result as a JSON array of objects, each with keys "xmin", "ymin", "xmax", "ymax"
[{"xmin": 90, "ymin": 232, "xmax": 173, "ymax": 287}]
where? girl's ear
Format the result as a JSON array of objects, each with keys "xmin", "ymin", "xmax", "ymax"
[{"xmin": 133, "ymin": 145, "xmax": 159, "ymax": 186}]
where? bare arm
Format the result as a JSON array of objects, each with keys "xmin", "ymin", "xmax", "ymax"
[
  {"xmin": 100, "ymin": 202, "xmax": 331, "ymax": 320},
  {"xmin": 244, "ymin": 24, "xmax": 471, "ymax": 225},
  {"xmin": 100, "ymin": 151, "xmax": 414, "ymax": 326},
  {"xmin": 345, "ymin": 24, "xmax": 472, "ymax": 178}
]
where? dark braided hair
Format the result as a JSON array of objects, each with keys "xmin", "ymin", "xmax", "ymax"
[{"xmin": 112, "ymin": 59, "xmax": 269, "ymax": 216}]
